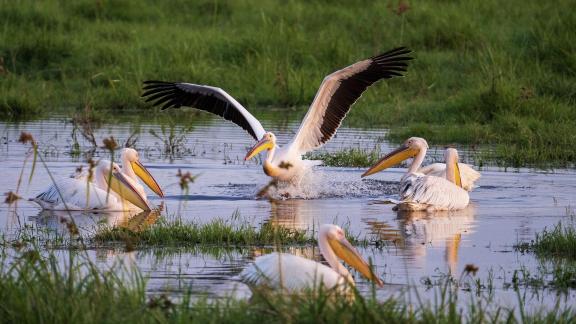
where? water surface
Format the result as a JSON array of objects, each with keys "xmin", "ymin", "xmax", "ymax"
[{"xmin": 1, "ymin": 116, "xmax": 574, "ymax": 310}]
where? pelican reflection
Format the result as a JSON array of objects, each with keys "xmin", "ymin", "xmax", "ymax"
[
  {"xmin": 31, "ymin": 204, "xmax": 163, "ymax": 237},
  {"xmin": 266, "ymin": 199, "xmax": 316, "ymax": 232},
  {"xmin": 366, "ymin": 206, "xmax": 476, "ymax": 275}
]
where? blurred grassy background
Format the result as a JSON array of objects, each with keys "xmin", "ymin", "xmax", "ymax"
[{"xmin": 0, "ymin": 0, "xmax": 574, "ymax": 166}]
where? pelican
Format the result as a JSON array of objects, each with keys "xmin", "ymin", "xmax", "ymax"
[
  {"xmin": 31, "ymin": 160, "xmax": 156, "ymax": 211},
  {"xmin": 239, "ymin": 224, "xmax": 383, "ymax": 294},
  {"xmin": 120, "ymin": 148, "xmax": 164, "ymax": 198},
  {"xmin": 142, "ymin": 47, "xmax": 412, "ymax": 183},
  {"xmin": 362, "ymin": 137, "xmax": 470, "ymax": 211},
  {"xmin": 419, "ymin": 163, "xmax": 480, "ymax": 191}
]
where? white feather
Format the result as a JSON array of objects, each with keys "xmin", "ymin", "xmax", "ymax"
[
  {"xmin": 239, "ymin": 252, "xmax": 348, "ymax": 293},
  {"xmin": 289, "ymin": 60, "xmax": 371, "ymax": 155},
  {"xmin": 398, "ymin": 173, "xmax": 470, "ymax": 211},
  {"xmin": 418, "ymin": 163, "xmax": 480, "ymax": 191},
  {"xmin": 31, "ymin": 160, "xmax": 142, "ymax": 211},
  {"xmin": 32, "ymin": 176, "xmax": 127, "ymax": 211}
]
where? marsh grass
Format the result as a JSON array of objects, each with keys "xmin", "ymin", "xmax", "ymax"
[
  {"xmin": 94, "ymin": 218, "xmax": 313, "ymax": 247},
  {"xmin": 1, "ymin": 244, "xmax": 574, "ymax": 323},
  {"xmin": 508, "ymin": 262, "xmax": 576, "ymax": 291},
  {"xmin": 307, "ymin": 147, "xmax": 383, "ymax": 168},
  {"xmin": 93, "ymin": 217, "xmax": 373, "ymax": 249},
  {"xmin": 516, "ymin": 221, "xmax": 576, "ymax": 259},
  {"xmin": 1, "ymin": 0, "xmax": 575, "ymax": 166}
]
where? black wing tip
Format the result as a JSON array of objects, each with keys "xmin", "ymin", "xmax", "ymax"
[
  {"xmin": 371, "ymin": 46, "xmax": 414, "ymax": 62},
  {"xmin": 141, "ymin": 80, "xmax": 181, "ymax": 99},
  {"xmin": 143, "ymin": 80, "xmax": 177, "ymax": 85},
  {"xmin": 370, "ymin": 46, "xmax": 414, "ymax": 77}
]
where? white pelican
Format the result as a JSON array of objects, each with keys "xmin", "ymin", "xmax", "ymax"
[
  {"xmin": 419, "ymin": 163, "xmax": 480, "ymax": 191},
  {"xmin": 32, "ymin": 160, "xmax": 155, "ymax": 211},
  {"xmin": 120, "ymin": 148, "xmax": 164, "ymax": 198},
  {"xmin": 142, "ymin": 47, "xmax": 412, "ymax": 182},
  {"xmin": 239, "ymin": 224, "xmax": 383, "ymax": 294},
  {"xmin": 362, "ymin": 137, "xmax": 469, "ymax": 211}
]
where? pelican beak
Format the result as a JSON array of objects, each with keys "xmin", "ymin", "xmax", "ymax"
[
  {"xmin": 329, "ymin": 235, "xmax": 384, "ymax": 287},
  {"xmin": 131, "ymin": 160, "xmax": 164, "ymax": 197},
  {"xmin": 107, "ymin": 171, "xmax": 151, "ymax": 211},
  {"xmin": 245, "ymin": 138, "xmax": 274, "ymax": 160},
  {"xmin": 361, "ymin": 145, "xmax": 419, "ymax": 177},
  {"xmin": 454, "ymin": 161, "xmax": 463, "ymax": 188}
]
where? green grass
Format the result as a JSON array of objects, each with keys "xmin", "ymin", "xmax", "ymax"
[
  {"xmin": 91, "ymin": 217, "xmax": 374, "ymax": 249},
  {"xmin": 1, "ymin": 245, "xmax": 575, "ymax": 323},
  {"xmin": 93, "ymin": 218, "xmax": 315, "ymax": 247},
  {"xmin": 516, "ymin": 221, "xmax": 576, "ymax": 259},
  {"xmin": 1, "ymin": 0, "xmax": 575, "ymax": 167},
  {"xmin": 307, "ymin": 147, "xmax": 383, "ymax": 168}
]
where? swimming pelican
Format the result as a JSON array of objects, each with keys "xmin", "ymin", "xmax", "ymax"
[
  {"xmin": 362, "ymin": 137, "xmax": 469, "ymax": 211},
  {"xmin": 239, "ymin": 224, "xmax": 383, "ymax": 294},
  {"xmin": 32, "ymin": 160, "xmax": 153, "ymax": 211},
  {"xmin": 418, "ymin": 163, "xmax": 480, "ymax": 191},
  {"xmin": 120, "ymin": 148, "xmax": 164, "ymax": 198},
  {"xmin": 142, "ymin": 47, "xmax": 412, "ymax": 183}
]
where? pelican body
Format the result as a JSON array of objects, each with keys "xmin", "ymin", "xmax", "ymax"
[
  {"xmin": 142, "ymin": 47, "xmax": 413, "ymax": 183},
  {"xmin": 362, "ymin": 137, "xmax": 471, "ymax": 211},
  {"xmin": 239, "ymin": 224, "xmax": 383, "ymax": 294},
  {"xmin": 32, "ymin": 156, "xmax": 163, "ymax": 212},
  {"xmin": 419, "ymin": 163, "xmax": 480, "ymax": 191}
]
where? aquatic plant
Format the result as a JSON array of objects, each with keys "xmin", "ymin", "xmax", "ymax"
[
  {"xmin": 92, "ymin": 217, "xmax": 375, "ymax": 249},
  {"xmin": 0, "ymin": 244, "xmax": 574, "ymax": 323},
  {"xmin": 93, "ymin": 218, "xmax": 316, "ymax": 248},
  {"xmin": 516, "ymin": 221, "xmax": 576, "ymax": 259},
  {"xmin": 306, "ymin": 148, "xmax": 383, "ymax": 168}
]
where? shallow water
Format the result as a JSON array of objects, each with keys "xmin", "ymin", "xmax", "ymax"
[{"xmin": 1, "ymin": 116, "xmax": 575, "ymax": 310}]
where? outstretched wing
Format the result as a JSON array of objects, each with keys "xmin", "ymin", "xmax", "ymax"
[
  {"xmin": 142, "ymin": 81, "xmax": 266, "ymax": 141},
  {"xmin": 289, "ymin": 47, "xmax": 413, "ymax": 154}
]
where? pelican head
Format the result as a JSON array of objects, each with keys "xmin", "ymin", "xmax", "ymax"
[
  {"xmin": 244, "ymin": 132, "xmax": 277, "ymax": 160},
  {"xmin": 444, "ymin": 148, "xmax": 463, "ymax": 188},
  {"xmin": 320, "ymin": 224, "xmax": 384, "ymax": 287},
  {"xmin": 121, "ymin": 148, "xmax": 164, "ymax": 197},
  {"xmin": 97, "ymin": 160, "xmax": 152, "ymax": 211},
  {"xmin": 362, "ymin": 137, "xmax": 428, "ymax": 177}
]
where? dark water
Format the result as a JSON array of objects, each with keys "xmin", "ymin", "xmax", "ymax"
[{"xmin": 1, "ymin": 116, "xmax": 575, "ymax": 310}]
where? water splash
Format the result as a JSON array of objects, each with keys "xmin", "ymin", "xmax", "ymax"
[{"xmin": 263, "ymin": 169, "xmax": 398, "ymax": 200}]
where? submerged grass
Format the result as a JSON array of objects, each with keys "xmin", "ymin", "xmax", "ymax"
[
  {"xmin": 1, "ymin": 0, "xmax": 575, "ymax": 166},
  {"xmin": 516, "ymin": 221, "xmax": 576, "ymax": 259},
  {"xmin": 8, "ymin": 246, "xmax": 576, "ymax": 322},
  {"xmin": 1, "ymin": 245, "xmax": 575, "ymax": 323},
  {"xmin": 508, "ymin": 261, "xmax": 576, "ymax": 291}
]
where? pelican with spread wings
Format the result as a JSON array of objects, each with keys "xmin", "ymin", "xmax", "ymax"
[{"xmin": 142, "ymin": 47, "xmax": 412, "ymax": 183}]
